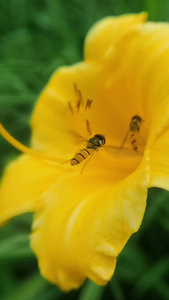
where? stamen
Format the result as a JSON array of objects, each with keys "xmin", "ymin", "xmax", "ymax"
[
  {"xmin": 0, "ymin": 123, "xmax": 59, "ymax": 166},
  {"xmin": 68, "ymin": 101, "xmax": 74, "ymax": 114},
  {"xmin": 85, "ymin": 99, "xmax": 92, "ymax": 110},
  {"xmin": 74, "ymin": 83, "xmax": 83, "ymax": 111},
  {"xmin": 85, "ymin": 119, "xmax": 92, "ymax": 135}
]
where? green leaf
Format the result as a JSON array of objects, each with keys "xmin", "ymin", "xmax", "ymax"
[
  {"xmin": 0, "ymin": 234, "xmax": 34, "ymax": 263},
  {"xmin": 134, "ymin": 257, "xmax": 169, "ymax": 298},
  {"xmin": 3, "ymin": 274, "xmax": 48, "ymax": 300},
  {"xmin": 109, "ymin": 278, "xmax": 125, "ymax": 300},
  {"xmin": 78, "ymin": 281, "xmax": 104, "ymax": 300}
]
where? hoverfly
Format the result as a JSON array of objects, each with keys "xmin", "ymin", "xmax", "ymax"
[
  {"xmin": 120, "ymin": 115, "xmax": 143, "ymax": 152},
  {"xmin": 70, "ymin": 134, "xmax": 105, "ymax": 173}
]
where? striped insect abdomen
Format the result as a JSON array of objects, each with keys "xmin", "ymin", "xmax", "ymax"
[
  {"xmin": 130, "ymin": 133, "xmax": 138, "ymax": 151},
  {"xmin": 71, "ymin": 148, "xmax": 92, "ymax": 165}
]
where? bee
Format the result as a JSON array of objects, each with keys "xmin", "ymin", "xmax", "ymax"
[
  {"xmin": 120, "ymin": 115, "xmax": 143, "ymax": 152},
  {"xmin": 70, "ymin": 134, "xmax": 106, "ymax": 173}
]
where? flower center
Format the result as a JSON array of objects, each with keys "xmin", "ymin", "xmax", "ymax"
[
  {"xmin": 0, "ymin": 84, "xmax": 149, "ymax": 180},
  {"xmin": 64, "ymin": 84, "xmax": 149, "ymax": 177}
]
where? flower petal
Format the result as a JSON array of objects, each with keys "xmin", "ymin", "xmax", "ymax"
[
  {"xmin": 31, "ymin": 154, "xmax": 148, "ymax": 290},
  {"xmin": 85, "ymin": 14, "xmax": 169, "ymax": 149},
  {"xmin": 29, "ymin": 13, "xmax": 169, "ymax": 170},
  {"xmin": 84, "ymin": 13, "xmax": 147, "ymax": 63},
  {"xmin": 30, "ymin": 59, "xmax": 144, "ymax": 174},
  {"xmin": 0, "ymin": 155, "xmax": 60, "ymax": 224},
  {"xmin": 149, "ymin": 128, "xmax": 169, "ymax": 190},
  {"xmin": 30, "ymin": 62, "xmax": 102, "ymax": 160}
]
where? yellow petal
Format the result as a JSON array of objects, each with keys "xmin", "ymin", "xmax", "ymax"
[
  {"xmin": 100, "ymin": 20, "xmax": 169, "ymax": 149},
  {"xmin": 30, "ymin": 14, "xmax": 169, "ymax": 168},
  {"xmin": 30, "ymin": 62, "xmax": 103, "ymax": 160},
  {"xmin": 149, "ymin": 129, "xmax": 169, "ymax": 190},
  {"xmin": 0, "ymin": 155, "xmax": 60, "ymax": 224},
  {"xmin": 31, "ymin": 154, "xmax": 148, "ymax": 291},
  {"xmin": 85, "ymin": 13, "xmax": 169, "ymax": 152},
  {"xmin": 30, "ymin": 60, "xmax": 143, "ymax": 176},
  {"xmin": 84, "ymin": 13, "xmax": 148, "ymax": 63}
]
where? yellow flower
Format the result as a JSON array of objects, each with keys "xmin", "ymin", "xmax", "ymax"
[{"xmin": 1, "ymin": 12, "xmax": 169, "ymax": 291}]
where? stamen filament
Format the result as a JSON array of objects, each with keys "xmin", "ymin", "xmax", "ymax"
[{"xmin": 0, "ymin": 123, "xmax": 59, "ymax": 166}]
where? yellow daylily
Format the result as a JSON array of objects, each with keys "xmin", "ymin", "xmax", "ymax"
[{"xmin": 1, "ymin": 13, "xmax": 169, "ymax": 291}]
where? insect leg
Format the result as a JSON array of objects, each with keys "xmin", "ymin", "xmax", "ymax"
[
  {"xmin": 119, "ymin": 129, "xmax": 130, "ymax": 148},
  {"xmin": 80, "ymin": 153, "xmax": 93, "ymax": 174}
]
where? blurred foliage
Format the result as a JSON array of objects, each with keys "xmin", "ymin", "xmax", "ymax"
[{"xmin": 1, "ymin": 0, "xmax": 169, "ymax": 299}]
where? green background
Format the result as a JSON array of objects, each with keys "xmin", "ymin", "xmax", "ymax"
[{"xmin": 1, "ymin": 0, "xmax": 169, "ymax": 299}]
